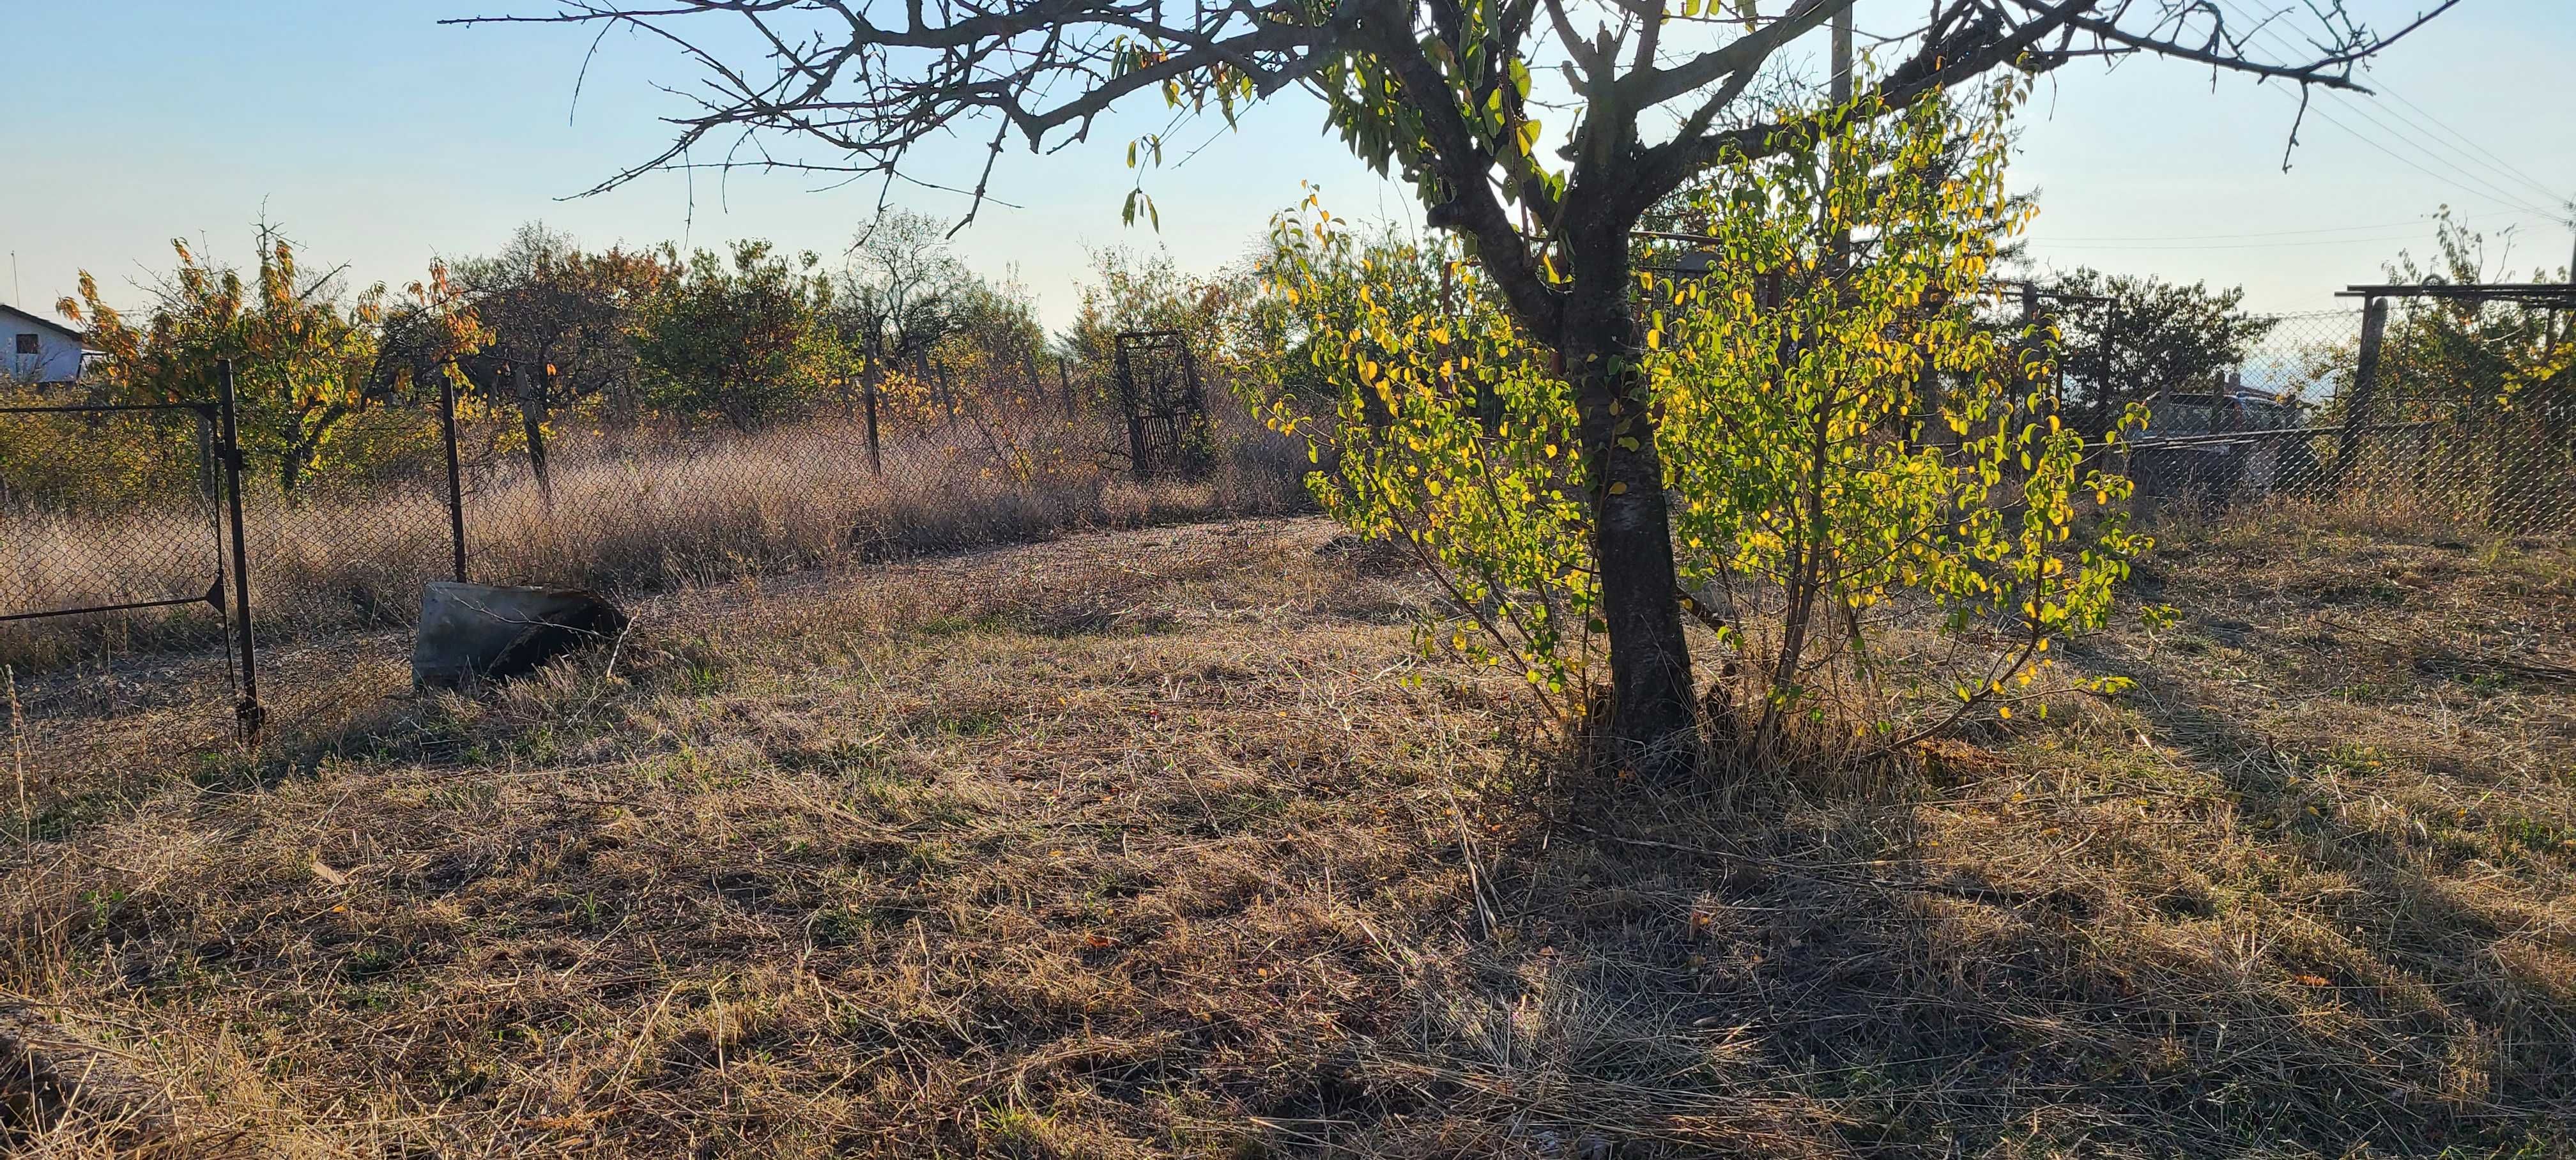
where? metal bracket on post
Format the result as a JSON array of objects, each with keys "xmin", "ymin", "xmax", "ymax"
[{"xmin": 216, "ymin": 359, "xmax": 263, "ymax": 744}]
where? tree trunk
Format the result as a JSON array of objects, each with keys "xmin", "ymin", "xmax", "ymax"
[
  {"xmin": 1560, "ymin": 286, "xmax": 1702, "ymax": 780},
  {"xmin": 280, "ymin": 404, "xmax": 346, "ymax": 497},
  {"xmin": 512, "ymin": 362, "xmax": 553, "ymax": 505},
  {"xmin": 862, "ymin": 363, "xmax": 884, "ymax": 477}
]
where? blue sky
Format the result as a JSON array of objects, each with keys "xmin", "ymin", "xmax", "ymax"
[{"xmin": 3, "ymin": 1, "xmax": 2569, "ymax": 331}]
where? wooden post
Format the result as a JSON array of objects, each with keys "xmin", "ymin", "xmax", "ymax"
[
  {"xmin": 2558, "ymin": 224, "xmax": 2575, "ymax": 355},
  {"xmin": 1828, "ymin": 5, "xmax": 1852, "ymax": 278},
  {"xmin": 1830, "ymin": 3, "xmax": 1852, "ymax": 106},
  {"xmin": 2022, "ymin": 287, "xmax": 2064, "ymax": 413},
  {"xmin": 2330, "ymin": 295, "xmax": 2390, "ymax": 489}
]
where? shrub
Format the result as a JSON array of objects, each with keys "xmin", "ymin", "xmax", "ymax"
[{"xmin": 1255, "ymin": 86, "xmax": 2147, "ymax": 760}]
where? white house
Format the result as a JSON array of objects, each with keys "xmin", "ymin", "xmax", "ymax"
[{"xmin": 3, "ymin": 303, "xmax": 97, "ymax": 384}]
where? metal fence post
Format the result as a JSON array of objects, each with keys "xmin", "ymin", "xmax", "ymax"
[
  {"xmin": 216, "ymin": 360, "xmax": 264, "ymax": 744},
  {"xmin": 440, "ymin": 370, "xmax": 469, "ymax": 583},
  {"xmin": 2330, "ymin": 296, "xmax": 2390, "ymax": 491}
]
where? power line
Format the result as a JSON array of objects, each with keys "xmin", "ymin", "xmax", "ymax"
[
  {"xmin": 2034, "ymin": 207, "xmax": 2545, "ymax": 244},
  {"xmin": 2204, "ymin": 0, "xmax": 2570, "ymax": 222},
  {"xmin": 2318, "ymin": 92, "xmax": 2566, "ymax": 217},
  {"xmin": 2025, "ymin": 231, "xmax": 2462, "ymax": 252},
  {"xmin": 2363, "ymin": 99, "xmax": 2567, "ymax": 208},
  {"xmin": 2285, "ymin": 89, "xmax": 2564, "ymax": 222},
  {"xmin": 2376, "ymin": 84, "xmax": 2567, "ymax": 206}
]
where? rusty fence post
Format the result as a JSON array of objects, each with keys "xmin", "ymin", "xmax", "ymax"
[
  {"xmin": 215, "ymin": 360, "xmax": 263, "ymax": 744},
  {"xmin": 440, "ymin": 369, "xmax": 468, "ymax": 582}
]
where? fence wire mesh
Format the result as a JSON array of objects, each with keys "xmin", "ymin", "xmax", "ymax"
[
  {"xmin": 5, "ymin": 298, "xmax": 2569, "ymax": 837},
  {"xmin": 442, "ymin": 363, "xmax": 1300, "ymax": 592},
  {"xmin": 1, "ymin": 403, "xmax": 224, "ymax": 621},
  {"xmin": 2, "ymin": 401, "xmax": 238, "ymax": 830},
  {"xmin": 2123, "ymin": 307, "xmax": 2576, "ymax": 535},
  {"xmin": 3, "ymin": 363, "xmax": 1310, "ymax": 832}
]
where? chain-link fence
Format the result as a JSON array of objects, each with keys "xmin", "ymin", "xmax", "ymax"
[
  {"xmin": 2123, "ymin": 305, "xmax": 2576, "ymax": 535},
  {"xmin": 1, "ymin": 399, "xmax": 246, "ymax": 833},
  {"xmin": 443, "ymin": 357, "xmax": 1301, "ymax": 592},
  {"xmin": 3, "ymin": 355, "xmax": 1310, "ymax": 832},
  {"xmin": 8, "ymin": 295, "xmax": 2566, "ymax": 834}
]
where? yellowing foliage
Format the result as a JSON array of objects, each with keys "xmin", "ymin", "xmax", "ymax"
[{"xmin": 1257, "ymin": 85, "xmax": 2147, "ymax": 747}]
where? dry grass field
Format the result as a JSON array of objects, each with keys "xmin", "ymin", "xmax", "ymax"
[
  {"xmin": 1, "ymin": 411, "xmax": 1308, "ymax": 673},
  {"xmin": 4, "ymin": 510, "xmax": 2573, "ymax": 1157}
]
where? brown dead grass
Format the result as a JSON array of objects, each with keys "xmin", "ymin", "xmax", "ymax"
[
  {"xmin": 3, "ymin": 511, "xmax": 2572, "ymax": 1156},
  {"xmin": 1, "ymin": 411, "xmax": 1310, "ymax": 674}
]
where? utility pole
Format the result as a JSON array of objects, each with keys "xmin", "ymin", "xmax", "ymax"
[
  {"xmin": 1828, "ymin": 3, "xmax": 1854, "ymax": 274},
  {"xmin": 1830, "ymin": 3, "xmax": 1852, "ymax": 106},
  {"xmin": 2331, "ymin": 295, "xmax": 2390, "ymax": 490},
  {"xmin": 2537, "ymin": 201, "xmax": 2575, "ymax": 356}
]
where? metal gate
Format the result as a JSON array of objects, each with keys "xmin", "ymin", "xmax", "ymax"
[
  {"xmin": 1110, "ymin": 329, "xmax": 1215, "ymax": 480},
  {"xmin": 1, "ymin": 363, "xmax": 261, "ymax": 830},
  {"xmin": 0, "ymin": 400, "xmax": 227, "ymax": 624}
]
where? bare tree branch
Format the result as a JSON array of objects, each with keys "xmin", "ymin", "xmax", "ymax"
[{"xmin": 451, "ymin": 0, "xmax": 2450, "ymax": 248}]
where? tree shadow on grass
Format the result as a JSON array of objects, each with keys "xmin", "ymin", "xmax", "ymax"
[{"xmin": 1413, "ymin": 666, "xmax": 2575, "ymax": 1157}]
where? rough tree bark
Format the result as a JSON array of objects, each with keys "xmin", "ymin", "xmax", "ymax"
[
  {"xmin": 1554, "ymin": 230, "xmax": 1701, "ymax": 776},
  {"xmin": 1567, "ymin": 323, "xmax": 1702, "ymax": 775}
]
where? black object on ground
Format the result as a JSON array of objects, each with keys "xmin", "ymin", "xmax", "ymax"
[{"xmin": 412, "ymin": 581, "xmax": 627, "ymax": 690}]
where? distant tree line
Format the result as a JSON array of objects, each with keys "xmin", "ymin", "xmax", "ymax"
[
  {"xmin": 12, "ymin": 213, "xmax": 1254, "ymax": 500},
  {"xmin": 12, "ymin": 206, "xmax": 2545, "ymax": 508}
]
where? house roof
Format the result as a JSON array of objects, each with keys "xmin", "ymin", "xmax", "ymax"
[{"xmin": 1, "ymin": 302, "xmax": 91, "ymax": 346}]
